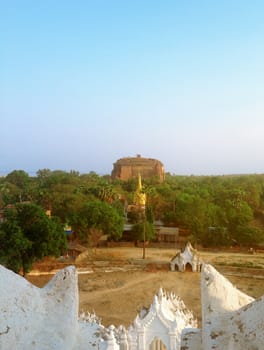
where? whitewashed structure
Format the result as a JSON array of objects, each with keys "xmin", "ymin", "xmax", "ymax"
[
  {"xmin": 126, "ymin": 288, "xmax": 196, "ymax": 350},
  {"xmin": 181, "ymin": 264, "xmax": 264, "ymax": 350},
  {"xmin": 170, "ymin": 242, "xmax": 203, "ymax": 272},
  {"xmin": 0, "ymin": 265, "xmax": 102, "ymax": 350},
  {"xmin": 0, "ymin": 263, "xmax": 263, "ymax": 350}
]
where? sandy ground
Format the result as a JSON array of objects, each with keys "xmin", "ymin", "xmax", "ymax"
[
  {"xmin": 27, "ymin": 247, "xmax": 264, "ymax": 328},
  {"xmin": 78, "ymin": 270, "xmax": 201, "ymax": 327}
]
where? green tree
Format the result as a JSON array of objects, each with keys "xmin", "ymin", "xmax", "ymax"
[
  {"xmin": 132, "ymin": 221, "xmax": 156, "ymax": 242},
  {"xmin": 0, "ymin": 203, "xmax": 67, "ymax": 274},
  {"xmin": 5, "ymin": 170, "xmax": 33, "ymax": 202},
  {"xmin": 0, "ymin": 219, "xmax": 32, "ymax": 273},
  {"xmin": 234, "ymin": 226, "xmax": 264, "ymax": 246},
  {"xmin": 203, "ymin": 227, "xmax": 231, "ymax": 247},
  {"xmin": 5, "ymin": 170, "xmax": 30, "ymax": 188},
  {"xmin": 0, "ymin": 182, "xmax": 18, "ymax": 207},
  {"xmin": 70, "ymin": 200, "xmax": 124, "ymax": 242}
]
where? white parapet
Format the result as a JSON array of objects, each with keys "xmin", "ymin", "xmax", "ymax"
[{"xmin": 0, "ymin": 263, "xmax": 263, "ymax": 350}]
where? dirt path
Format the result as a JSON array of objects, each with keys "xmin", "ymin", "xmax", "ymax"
[{"xmin": 27, "ymin": 247, "xmax": 264, "ymax": 328}]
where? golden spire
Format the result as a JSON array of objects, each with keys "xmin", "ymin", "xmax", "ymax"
[
  {"xmin": 137, "ymin": 173, "xmax": 143, "ymax": 191},
  {"xmin": 134, "ymin": 173, "xmax": 146, "ymax": 207}
]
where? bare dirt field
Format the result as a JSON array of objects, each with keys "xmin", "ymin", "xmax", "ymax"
[{"xmin": 27, "ymin": 247, "xmax": 264, "ymax": 328}]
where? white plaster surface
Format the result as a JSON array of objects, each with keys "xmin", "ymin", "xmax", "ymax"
[
  {"xmin": 201, "ymin": 263, "xmax": 254, "ymax": 318},
  {"xmin": 201, "ymin": 264, "xmax": 264, "ymax": 350},
  {"xmin": 0, "ymin": 263, "xmax": 263, "ymax": 350},
  {"xmin": 0, "ymin": 265, "xmax": 101, "ymax": 350},
  {"xmin": 129, "ymin": 288, "xmax": 197, "ymax": 350}
]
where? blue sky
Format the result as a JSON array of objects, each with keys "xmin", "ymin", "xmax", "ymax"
[{"xmin": 1, "ymin": 1, "xmax": 264, "ymax": 176}]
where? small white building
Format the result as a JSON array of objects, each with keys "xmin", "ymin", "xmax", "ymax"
[{"xmin": 170, "ymin": 242, "xmax": 203, "ymax": 272}]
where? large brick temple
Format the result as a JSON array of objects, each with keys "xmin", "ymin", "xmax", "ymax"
[{"xmin": 111, "ymin": 155, "xmax": 165, "ymax": 182}]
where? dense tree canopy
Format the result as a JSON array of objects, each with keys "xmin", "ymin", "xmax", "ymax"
[
  {"xmin": 0, "ymin": 203, "xmax": 66, "ymax": 274},
  {"xmin": 0, "ymin": 169, "xmax": 264, "ymax": 253},
  {"xmin": 69, "ymin": 200, "xmax": 124, "ymax": 242}
]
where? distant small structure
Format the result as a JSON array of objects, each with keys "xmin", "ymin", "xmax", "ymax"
[
  {"xmin": 170, "ymin": 242, "xmax": 203, "ymax": 272},
  {"xmin": 156, "ymin": 227, "xmax": 179, "ymax": 243},
  {"xmin": 111, "ymin": 155, "xmax": 165, "ymax": 182},
  {"xmin": 67, "ymin": 242, "xmax": 87, "ymax": 259}
]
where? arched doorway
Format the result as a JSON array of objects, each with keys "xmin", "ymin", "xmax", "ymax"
[
  {"xmin": 149, "ymin": 337, "xmax": 167, "ymax": 350},
  {"xmin": 185, "ymin": 262, "xmax": 193, "ymax": 271}
]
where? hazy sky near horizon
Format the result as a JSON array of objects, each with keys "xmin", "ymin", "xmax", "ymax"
[{"xmin": 1, "ymin": 1, "xmax": 264, "ymax": 176}]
